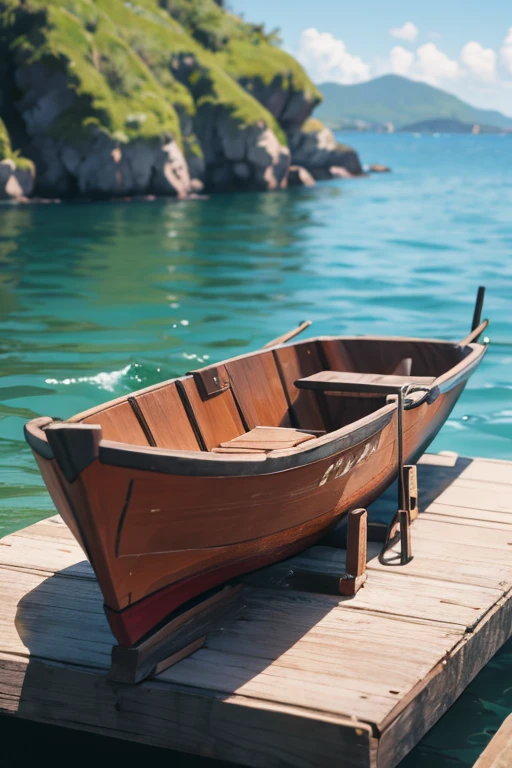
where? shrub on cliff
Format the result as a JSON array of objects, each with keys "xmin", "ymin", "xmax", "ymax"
[
  {"xmin": 0, "ymin": 117, "xmax": 35, "ymax": 198},
  {"xmin": 0, "ymin": 0, "xmax": 360, "ymax": 198}
]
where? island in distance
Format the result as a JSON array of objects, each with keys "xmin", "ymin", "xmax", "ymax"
[
  {"xmin": 400, "ymin": 118, "xmax": 510, "ymax": 134},
  {"xmin": 317, "ymin": 74, "xmax": 512, "ymax": 134}
]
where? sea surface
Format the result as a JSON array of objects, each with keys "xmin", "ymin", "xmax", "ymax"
[{"xmin": 0, "ymin": 132, "xmax": 511, "ymax": 766}]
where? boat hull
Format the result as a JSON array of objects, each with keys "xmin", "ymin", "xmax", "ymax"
[{"xmin": 31, "ymin": 379, "xmax": 465, "ymax": 646}]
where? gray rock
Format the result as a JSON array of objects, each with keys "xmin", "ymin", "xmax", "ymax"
[
  {"xmin": 289, "ymin": 122, "xmax": 362, "ymax": 179},
  {"xmin": 329, "ymin": 166, "xmax": 354, "ymax": 179},
  {"xmin": 233, "ymin": 161, "xmax": 251, "ymax": 180},
  {"xmin": 220, "ymin": 118, "xmax": 246, "ymax": 162},
  {"xmin": 78, "ymin": 134, "xmax": 130, "ymax": 195},
  {"xmin": 238, "ymin": 75, "xmax": 319, "ymax": 133},
  {"xmin": 0, "ymin": 159, "xmax": 15, "ymax": 190},
  {"xmin": 60, "ymin": 145, "xmax": 81, "ymax": 176},
  {"xmin": 210, "ymin": 164, "xmax": 233, "ymax": 189},
  {"xmin": 14, "ymin": 164, "xmax": 35, "ymax": 196},
  {"xmin": 176, "ymin": 105, "xmax": 205, "ymax": 184},
  {"xmin": 195, "ymin": 102, "xmax": 289, "ymax": 191},
  {"xmin": 123, "ymin": 140, "xmax": 155, "ymax": 190},
  {"xmin": 280, "ymin": 91, "xmax": 318, "ymax": 132},
  {"xmin": 151, "ymin": 137, "xmax": 191, "ymax": 198},
  {"xmin": 247, "ymin": 125, "xmax": 290, "ymax": 189},
  {"xmin": 31, "ymin": 135, "xmax": 71, "ymax": 194},
  {"xmin": 15, "ymin": 67, "xmax": 75, "ymax": 136},
  {"xmin": 0, "ymin": 158, "xmax": 35, "ymax": 200},
  {"xmin": 30, "ymin": 130, "xmax": 191, "ymax": 198},
  {"xmin": 287, "ymin": 165, "xmax": 316, "ymax": 187}
]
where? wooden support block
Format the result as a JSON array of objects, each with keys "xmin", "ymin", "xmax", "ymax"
[
  {"xmin": 339, "ymin": 572, "xmax": 368, "ymax": 596},
  {"xmin": 346, "ymin": 508, "xmax": 367, "ymax": 578},
  {"xmin": 405, "ymin": 464, "xmax": 418, "ymax": 520},
  {"xmin": 340, "ymin": 508, "xmax": 368, "ymax": 595},
  {"xmin": 289, "ymin": 568, "xmax": 368, "ymax": 597},
  {"xmin": 285, "ymin": 510, "xmax": 368, "ymax": 598},
  {"xmin": 399, "ymin": 510, "xmax": 412, "ymax": 565},
  {"xmin": 108, "ymin": 584, "xmax": 243, "ymax": 684}
]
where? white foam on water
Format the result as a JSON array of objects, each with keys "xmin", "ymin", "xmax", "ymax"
[{"xmin": 45, "ymin": 364, "xmax": 132, "ymax": 392}]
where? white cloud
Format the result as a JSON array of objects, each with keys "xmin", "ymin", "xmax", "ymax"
[
  {"xmin": 415, "ymin": 43, "xmax": 459, "ymax": 83},
  {"xmin": 501, "ymin": 28, "xmax": 512, "ymax": 73},
  {"xmin": 297, "ymin": 28, "xmax": 370, "ymax": 84},
  {"xmin": 460, "ymin": 42, "xmax": 497, "ymax": 81},
  {"xmin": 389, "ymin": 22, "xmax": 418, "ymax": 42},
  {"xmin": 389, "ymin": 46, "xmax": 414, "ymax": 76},
  {"xmin": 296, "ymin": 25, "xmax": 512, "ymax": 116}
]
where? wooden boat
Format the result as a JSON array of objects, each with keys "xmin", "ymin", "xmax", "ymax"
[{"xmin": 25, "ymin": 302, "xmax": 488, "ymax": 648}]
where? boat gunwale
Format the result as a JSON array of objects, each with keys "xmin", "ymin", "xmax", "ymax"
[
  {"xmin": 24, "ymin": 340, "xmax": 486, "ymax": 478},
  {"xmin": 64, "ymin": 334, "xmax": 477, "ymax": 424},
  {"xmin": 97, "ymin": 402, "xmax": 395, "ymax": 477}
]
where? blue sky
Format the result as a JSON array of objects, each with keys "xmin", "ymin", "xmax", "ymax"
[{"xmin": 232, "ymin": 0, "xmax": 512, "ymax": 115}]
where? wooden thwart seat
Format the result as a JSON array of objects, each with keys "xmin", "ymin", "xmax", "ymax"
[
  {"xmin": 211, "ymin": 426, "xmax": 318, "ymax": 454},
  {"xmin": 295, "ymin": 371, "xmax": 436, "ymax": 394}
]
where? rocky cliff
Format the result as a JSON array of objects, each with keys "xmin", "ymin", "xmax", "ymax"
[{"xmin": 0, "ymin": 0, "xmax": 362, "ymax": 200}]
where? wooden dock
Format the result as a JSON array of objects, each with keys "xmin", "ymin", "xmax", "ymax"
[
  {"xmin": 474, "ymin": 713, "xmax": 512, "ymax": 767},
  {"xmin": 1, "ymin": 452, "xmax": 512, "ymax": 768}
]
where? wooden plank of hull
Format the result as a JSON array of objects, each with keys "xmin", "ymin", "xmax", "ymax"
[
  {"xmin": 92, "ymin": 430, "xmax": 397, "ymax": 645},
  {"xmin": 24, "ymin": 329, "xmax": 486, "ymax": 650},
  {"xmin": 29, "ymin": 384, "xmax": 465, "ymax": 647}
]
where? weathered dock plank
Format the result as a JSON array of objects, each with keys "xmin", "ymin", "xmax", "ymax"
[
  {"xmin": 0, "ymin": 453, "xmax": 511, "ymax": 768},
  {"xmin": 474, "ymin": 713, "xmax": 512, "ymax": 767}
]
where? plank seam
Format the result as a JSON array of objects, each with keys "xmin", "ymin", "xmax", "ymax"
[{"xmin": 376, "ymin": 585, "xmax": 512, "ymax": 736}]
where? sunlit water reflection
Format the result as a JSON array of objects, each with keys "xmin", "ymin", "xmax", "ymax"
[{"xmin": 0, "ymin": 132, "xmax": 511, "ymax": 765}]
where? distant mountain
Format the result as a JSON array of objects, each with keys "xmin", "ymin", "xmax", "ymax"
[
  {"xmin": 400, "ymin": 118, "xmax": 508, "ymax": 134},
  {"xmin": 316, "ymin": 75, "xmax": 512, "ymax": 131}
]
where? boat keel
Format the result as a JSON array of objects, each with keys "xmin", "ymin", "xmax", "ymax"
[{"xmin": 108, "ymin": 584, "xmax": 243, "ymax": 684}]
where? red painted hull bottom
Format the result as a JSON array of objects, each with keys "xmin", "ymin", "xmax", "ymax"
[{"xmin": 105, "ymin": 533, "xmax": 322, "ymax": 647}]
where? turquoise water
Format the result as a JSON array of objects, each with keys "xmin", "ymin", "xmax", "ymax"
[{"xmin": 0, "ymin": 132, "xmax": 511, "ymax": 765}]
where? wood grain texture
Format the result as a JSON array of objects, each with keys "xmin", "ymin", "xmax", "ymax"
[
  {"xmin": 296, "ymin": 370, "xmax": 435, "ymax": 392},
  {"xmin": 226, "ymin": 351, "xmax": 292, "ymax": 429},
  {"xmin": 3, "ymin": 653, "xmax": 376, "ymax": 768},
  {"xmin": 220, "ymin": 427, "xmax": 316, "ymax": 451},
  {"xmin": 1, "ymin": 454, "xmax": 512, "ymax": 768},
  {"xmin": 23, "ymin": 335, "xmax": 485, "ymax": 646},
  {"xmin": 135, "ymin": 382, "xmax": 200, "ymax": 450},
  {"xmin": 473, "ymin": 713, "xmax": 512, "ymax": 768},
  {"xmin": 346, "ymin": 508, "xmax": 367, "ymax": 578},
  {"xmin": 82, "ymin": 401, "xmax": 148, "ymax": 445},
  {"xmin": 273, "ymin": 342, "xmax": 326, "ymax": 431},
  {"xmin": 180, "ymin": 376, "xmax": 244, "ymax": 450},
  {"xmin": 377, "ymin": 590, "xmax": 512, "ymax": 768}
]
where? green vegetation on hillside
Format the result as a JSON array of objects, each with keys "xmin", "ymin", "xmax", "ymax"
[
  {"xmin": 316, "ymin": 75, "xmax": 512, "ymax": 131},
  {"xmin": 0, "ymin": 117, "xmax": 33, "ymax": 170},
  {"xmin": 1, "ymin": 0, "xmax": 183, "ymax": 142},
  {"xmin": 0, "ymin": 0, "xmax": 317, "ymax": 155},
  {"xmin": 159, "ymin": 0, "xmax": 320, "ymax": 114},
  {"xmin": 220, "ymin": 39, "xmax": 319, "ymax": 98},
  {"xmin": 0, "ymin": 119, "xmax": 10, "ymax": 158},
  {"xmin": 301, "ymin": 117, "xmax": 324, "ymax": 134},
  {"xmin": 162, "ymin": 0, "xmax": 279, "ymax": 52}
]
